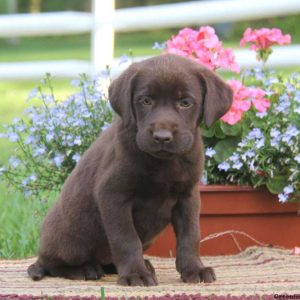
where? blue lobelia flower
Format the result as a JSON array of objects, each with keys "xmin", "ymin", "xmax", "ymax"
[
  {"xmin": 152, "ymin": 42, "xmax": 166, "ymax": 50},
  {"xmin": 232, "ymin": 161, "xmax": 243, "ymax": 170},
  {"xmin": 8, "ymin": 157, "xmax": 21, "ymax": 169},
  {"xmin": 253, "ymin": 67, "xmax": 264, "ymax": 81},
  {"xmin": 0, "ymin": 167, "xmax": 6, "ymax": 175},
  {"xmin": 53, "ymin": 154, "xmax": 65, "ymax": 168},
  {"xmin": 281, "ymin": 125, "xmax": 299, "ymax": 145},
  {"xmin": 270, "ymin": 128, "xmax": 281, "ymax": 138},
  {"xmin": 25, "ymin": 135, "xmax": 36, "ymax": 145},
  {"xmin": 247, "ymin": 128, "xmax": 264, "ymax": 140},
  {"xmin": 283, "ymin": 185, "xmax": 294, "ymax": 195},
  {"xmin": 256, "ymin": 112, "xmax": 267, "ymax": 119},
  {"xmin": 218, "ymin": 161, "xmax": 230, "ymax": 171},
  {"xmin": 119, "ymin": 54, "xmax": 130, "ymax": 65},
  {"xmin": 72, "ymin": 153, "xmax": 81, "ymax": 163},
  {"xmin": 74, "ymin": 136, "xmax": 82, "ymax": 146},
  {"xmin": 33, "ymin": 147, "xmax": 46, "ymax": 157},
  {"xmin": 229, "ymin": 153, "xmax": 240, "ymax": 162},
  {"xmin": 205, "ymin": 147, "xmax": 216, "ymax": 158},
  {"xmin": 294, "ymin": 90, "xmax": 300, "ymax": 103},
  {"xmin": 241, "ymin": 150, "xmax": 255, "ymax": 161},
  {"xmin": 276, "ymin": 94, "xmax": 291, "ymax": 114},
  {"xmin": 255, "ymin": 138, "xmax": 265, "ymax": 149},
  {"xmin": 46, "ymin": 132, "xmax": 55, "ymax": 142},
  {"xmin": 26, "ymin": 88, "xmax": 38, "ymax": 101},
  {"xmin": 8, "ymin": 132, "xmax": 19, "ymax": 142},
  {"xmin": 278, "ymin": 193, "xmax": 288, "ymax": 203},
  {"xmin": 101, "ymin": 123, "xmax": 111, "ymax": 132},
  {"xmin": 71, "ymin": 79, "xmax": 80, "ymax": 87}
]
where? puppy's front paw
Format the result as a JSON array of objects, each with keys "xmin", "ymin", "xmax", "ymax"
[
  {"xmin": 181, "ymin": 266, "xmax": 216, "ymax": 283},
  {"xmin": 117, "ymin": 271, "xmax": 158, "ymax": 286}
]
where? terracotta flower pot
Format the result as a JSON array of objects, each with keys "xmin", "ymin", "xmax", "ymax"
[{"xmin": 145, "ymin": 185, "xmax": 300, "ymax": 256}]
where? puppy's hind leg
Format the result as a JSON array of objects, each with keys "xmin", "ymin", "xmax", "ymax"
[
  {"xmin": 47, "ymin": 262, "xmax": 105, "ymax": 280},
  {"xmin": 27, "ymin": 261, "xmax": 46, "ymax": 281},
  {"xmin": 28, "ymin": 260, "xmax": 106, "ymax": 281}
]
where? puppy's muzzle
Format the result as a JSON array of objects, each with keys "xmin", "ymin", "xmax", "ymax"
[{"xmin": 153, "ymin": 129, "xmax": 173, "ymax": 145}]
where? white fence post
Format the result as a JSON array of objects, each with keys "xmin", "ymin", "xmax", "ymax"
[{"xmin": 91, "ymin": 0, "xmax": 115, "ymax": 73}]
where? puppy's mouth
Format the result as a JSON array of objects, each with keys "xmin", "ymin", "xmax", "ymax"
[{"xmin": 150, "ymin": 150, "xmax": 177, "ymax": 159}]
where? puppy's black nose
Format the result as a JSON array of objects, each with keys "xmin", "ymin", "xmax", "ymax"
[{"xmin": 153, "ymin": 129, "xmax": 173, "ymax": 144}]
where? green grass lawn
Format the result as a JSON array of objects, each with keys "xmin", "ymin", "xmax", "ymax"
[
  {"xmin": 0, "ymin": 29, "xmax": 299, "ymax": 259},
  {"xmin": 0, "ymin": 183, "xmax": 55, "ymax": 258},
  {"xmin": 0, "ymin": 31, "xmax": 171, "ymax": 63}
]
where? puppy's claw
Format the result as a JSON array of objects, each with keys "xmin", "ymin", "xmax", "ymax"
[
  {"xmin": 144, "ymin": 259, "xmax": 156, "ymax": 275},
  {"xmin": 83, "ymin": 263, "xmax": 104, "ymax": 280},
  {"xmin": 199, "ymin": 266, "xmax": 216, "ymax": 283},
  {"xmin": 181, "ymin": 266, "xmax": 216, "ymax": 283},
  {"xmin": 117, "ymin": 272, "xmax": 158, "ymax": 286}
]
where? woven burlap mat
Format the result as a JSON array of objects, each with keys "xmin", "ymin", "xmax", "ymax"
[{"xmin": 0, "ymin": 246, "xmax": 299, "ymax": 298}]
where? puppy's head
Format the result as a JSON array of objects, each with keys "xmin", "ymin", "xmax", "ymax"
[{"xmin": 109, "ymin": 54, "xmax": 233, "ymax": 159}]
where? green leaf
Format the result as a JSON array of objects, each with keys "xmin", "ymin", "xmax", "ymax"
[
  {"xmin": 220, "ymin": 121, "xmax": 241, "ymax": 136},
  {"xmin": 214, "ymin": 137, "xmax": 240, "ymax": 163},
  {"xmin": 252, "ymin": 117, "xmax": 265, "ymax": 128},
  {"xmin": 214, "ymin": 122, "xmax": 226, "ymax": 139},
  {"xmin": 266, "ymin": 175, "xmax": 288, "ymax": 194},
  {"xmin": 251, "ymin": 175, "xmax": 266, "ymax": 188},
  {"xmin": 201, "ymin": 125, "xmax": 215, "ymax": 138}
]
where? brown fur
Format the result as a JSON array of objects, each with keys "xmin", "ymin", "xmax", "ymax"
[{"xmin": 27, "ymin": 54, "xmax": 233, "ymax": 286}]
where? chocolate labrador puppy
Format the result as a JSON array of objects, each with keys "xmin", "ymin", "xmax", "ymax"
[{"xmin": 28, "ymin": 54, "xmax": 233, "ymax": 286}]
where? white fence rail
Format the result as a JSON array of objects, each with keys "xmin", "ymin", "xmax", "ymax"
[
  {"xmin": 0, "ymin": 12, "xmax": 92, "ymax": 37},
  {"xmin": 111, "ymin": 0, "xmax": 300, "ymax": 31},
  {"xmin": 0, "ymin": 0, "xmax": 300, "ymax": 79}
]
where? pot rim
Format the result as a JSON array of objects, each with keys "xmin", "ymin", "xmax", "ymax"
[{"xmin": 199, "ymin": 184, "xmax": 260, "ymax": 192}]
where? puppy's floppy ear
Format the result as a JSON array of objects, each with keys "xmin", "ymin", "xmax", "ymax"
[
  {"xmin": 108, "ymin": 64, "xmax": 138, "ymax": 126},
  {"xmin": 198, "ymin": 68, "xmax": 233, "ymax": 127}
]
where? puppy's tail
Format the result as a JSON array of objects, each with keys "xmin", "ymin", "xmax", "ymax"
[{"xmin": 27, "ymin": 261, "xmax": 46, "ymax": 281}]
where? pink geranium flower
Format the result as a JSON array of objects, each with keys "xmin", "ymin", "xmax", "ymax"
[
  {"xmin": 221, "ymin": 80, "xmax": 252, "ymax": 125},
  {"xmin": 250, "ymin": 87, "xmax": 271, "ymax": 112},
  {"xmin": 240, "ymin": 28, "xmax": 291, "ymax": 50},
  {"xmin": 165, "ymin": 26, "xmax": 240, "ymax": 73},
  {"xmin": 240, "ymin": 28, "xmax": 291, "ymax": 63},
  {"xmin": 197, "ymin": 26, "xmax": 221, "ymax": 49},
  {"xmin": 221, "ymin": 81, "xmax": 270, "ymax": 125}
]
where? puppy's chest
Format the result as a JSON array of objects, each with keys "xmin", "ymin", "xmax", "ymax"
[
  {"xmin": 132, "ymin": 170, "xmax": 193, "ymax": 218},
  {"xmin": 135, "ymin": 172, "xmax": 192, "ymax": 196},
  {"xmin": 139, "ymin": 159, "xmax": 196, "ymax": 194},
  {"xmin": 131, "ymin": 188, "xmax": 180, "ymax": 243}
]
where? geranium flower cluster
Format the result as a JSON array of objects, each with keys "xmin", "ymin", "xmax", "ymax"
[
  {"xmin": 240, "ymin": 28, "xmax": 291, "ymax": 63},
  {"xmin": 165, "ymin": 26, "xmax": 240, "ymax": 73},
  {"xmin": 165, "ymin": 26, "xmax": 274, "ymax": 126},
  {"xmin": 0, "ymin": 74, "xmax": 113, "ymax": 198},
  {"xmin": 205, "ymin": 70, "xmax": 300, "ymax": 202},
  {"xmin": 240, "ymin": 28, "xmax": 291, "ymax": 51},
  {"xmin": 221, "ymin": 80, "xmax": 270, "ymax": 125},
  {"xmin": 163, "ymin": 25, "xmax": 299, "ymax": 202}
]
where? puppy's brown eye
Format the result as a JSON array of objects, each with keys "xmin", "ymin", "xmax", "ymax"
[
  {"xmin": 177, "ymin": 99, "xmax": 193, "ymax": 108},
  {"xmin": 140, "ymin": 97, "xmax": 153, "ymax": 106}
]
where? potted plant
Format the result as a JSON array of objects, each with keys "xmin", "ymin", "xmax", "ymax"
[
  {"xmin": 147, "ymin": 27, "xmax": 300, "ymax": 256},
  {"xmin": 1, "ymin": 27, "xmax": 299, "ymax": 257}
]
